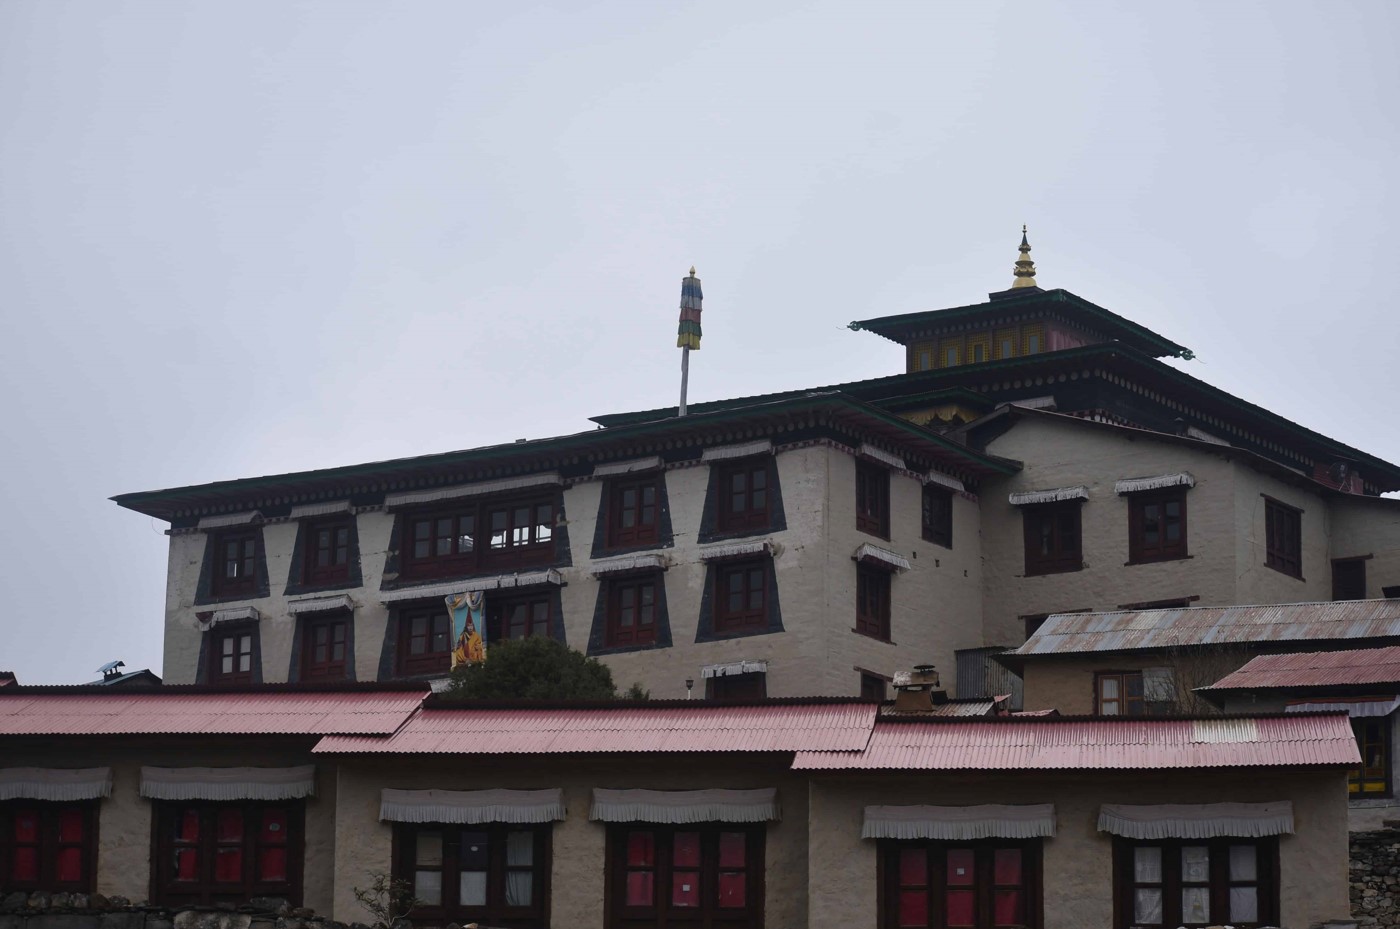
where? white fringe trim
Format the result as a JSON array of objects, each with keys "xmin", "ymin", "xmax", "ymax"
[
  {"xmin": 1185, "ymin": 426, "xmax": 1231, "ymax": 447},
  {"xmin": 384, "ymin": 473, "xmax": 562, "ymax": 509},
  {"xmin": 701, "ymin": 440, "xmax": 773, "ymax": 462},
  {"xmin": 288, "ymin": 500, "xmax": 352, "ymax": 519},
  {"xmin": 853, "ymin": 543, "xmax": 911, "ymax": 573},
  {"xmin": 287, "ymin": 594, "xmax": 354, "ymax": 615},
  {"xmin": 1286, "ymin": 698, "xmax": 1400, "ymax": 719},
  {"xmin": 1097, "ymin": 802, "xmax": 1294, "ymax": 839},
  {"xmin": 591, "ymin": 553, "xmax": 668, "ymax": 577},
  {"xmin": 140, "ymin": 765, "xmax": 316, "ymax": 801},
  {"xmin": 592, "ymin": 457, "xmax": 664, "ymax": 477},
  {"xmin": 858, "ymin": 443, "xmax": 906, "ymax": 471},
  {"xmin": 206, "ymin": 606, "xmax": 261, "ymax": 627},
  {"xmin": 1003, "ymin": 395, "xmax": 1057, "ymax": 411},
  {"xmin": 923, "ymin": 470, "xmax": 966, "ymax": 493},
  {"xmin": 702, "ymin": 660, "xmax": 768, "ymax": 679},
  {"xmin": 1008, "ymin": 485, "xmax": 1088, "ymax": 506},
  {"xmin": 197, "ymin": 511, "xmax": 261, "ymax": 530},
  {"xmin": 380, "ymin": 788, "xmax": 565, "ymax": 824},
  {"xmin": 1114, "ymin": 472, "xmax": 1196, "ymax": 495},
  {"xmin": 699, "ymin": 539, "xmax": 771, "ymax": 562},
  {"xmin": 590, "ymin": 788, "xmax": 779, "ymax": 824},
  {"xmin": 0, "ymin": 768, "xmax": 113, "ymax": 801},
  {"xmin": 863, "ymin": 804, "xmax": 1055, "ymax": 840},
  {"xmin": 379, "ymin": 570, "xmax": 563, "ymax": 603}
]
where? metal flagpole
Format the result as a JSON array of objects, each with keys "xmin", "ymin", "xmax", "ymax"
[{"xmin": 679, "ymin": 345, "xmax": 690, "ymax": 417}]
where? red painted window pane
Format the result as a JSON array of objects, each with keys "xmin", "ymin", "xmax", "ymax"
[
  {"xmin": 900, "ymin": 847, "xmax": 928, "ymax": 886},
  {"xmin": 175, "ymin": 848, "xmax": 198, "ymax": 881},
  {"xmin": 13, "ymin": 810, "xmax": 38, "ymax": 843},
  {"xmin": 12, "ymin": 848, "xmax": 38, "ymax": 882},
  {"xmin": 217, "ymin": 810, "xmax": 244, "ymax": 842},
  {"xmin": 945, "ymin": 888, "xmax": 975, "ymax": 927},
  {"xmin": 625, "ymin": 871, "xmax": 653, "ymax": 906},
  {"xmin": 898, "ymin": 889, "xmax": 929, "ymax": 927},
  {"xmin": 626, "ymin": 831, "xmax": 654, "ymax": 866},
  {"xmin": 261, "ymin": 809, "xmax": 288, "ymax": 844},
  {"xmin": 673, "ymin": 832, "xmax": 700, "ymax": 868},
  {"xmin": 215, "ymin": 848, "xmax": 243, "ymax": 883},
  {"xmin": 57, "ymin": 847, "xmax": 82, "ymax": 883},
  {"xmin": 59, "ymin": 809, "xmax": 84, "ymax": 843},
  {"xmin": 717, "ymin": 872, "xmax": 746, "ymax": 908},
  {"xmin": 671, "ymin": 870, "xmax": 700, "ymax": 907},
  {"xmin": 946, "ymin": 848, "xmax": 975, "ymax": 885},
  {"xmin": 260, "ymin": 846, "xmax": 288, "ymax": 882},
  {"xmin": 993, "ymin": 889, "xmax": 1024, "ymax": 926},
  {"xmin": 994, "ymin": 847, "xmax": 1022, "ymax": 884},
  {"xmin": 179, "ymin": 810, "xmax": 200, "ymax": 842},
  {"xmin": 718, "ymin": 831, "xmax": 746, "ymax": 868}
]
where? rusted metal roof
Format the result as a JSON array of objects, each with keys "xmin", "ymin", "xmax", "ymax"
[
  {"xmin": 1202, "ymin": 645, "xmax": 1400, "ymax": 691},
  {"xmin": 0, "ymin": 691, "xmax": 428, "ymax": 736},
  {"xmin": 791, "ymin": 714, "xmax": 1359, "ymax": 770},
  {"xmin": 314, "ymin": 702, "xmax": 878, "ymax": 754},
  {"xmin": 1007, "ymin": 599, "xmax": 1400, "ymax": 661}
]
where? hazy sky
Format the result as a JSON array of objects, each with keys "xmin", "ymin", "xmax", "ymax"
[{"xmin": 3, "ymin": 1, "xmax": 1398, "ymax": 683}]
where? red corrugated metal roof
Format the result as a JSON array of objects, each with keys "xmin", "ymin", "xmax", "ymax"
[
  {"xmin": 791, "ymin": 714, "xmax": 1360, "ymax": 770},
  {"xmin": 1204, "ymin": 645, "xmax": 1400, "ymax": 691},
  {"xmin": 0, "ymin": 691, "xmax": 428, "ymax": 736},
  {"xmin": 314, "ymin": 702, "xmax": 878, "ymax": 754}
]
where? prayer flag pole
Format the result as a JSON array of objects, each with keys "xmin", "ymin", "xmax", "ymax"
[{"xmin": 676, "ymin": 267, "xmax": 702, "ymax": 417}]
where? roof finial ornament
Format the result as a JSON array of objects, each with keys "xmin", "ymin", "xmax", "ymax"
[{"xmin": 1011, "ymin": 224, "xmax": 1038, "ymax": 289}]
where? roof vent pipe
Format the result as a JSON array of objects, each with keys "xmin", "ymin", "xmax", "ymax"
[{"xmin": 892, "ymin": 664, "xmax": 945, "ymax": 713}]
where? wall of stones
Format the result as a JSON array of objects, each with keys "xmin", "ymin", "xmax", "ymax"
[{"xmin": 1353, "ymin": 826, "xmax": 1400, "ymax": 928}]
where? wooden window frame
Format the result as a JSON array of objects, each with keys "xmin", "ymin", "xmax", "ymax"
[
  {"xmin": 300, "ymin": 613, "xmax": 349, "ymax": 682},
  {"xmin": 401, "ymin": 495, "xmax": 557, "ymax": 581},
  {"xmin": 604, "ymin": 575, "xmax": 659, "ymax": 648},
  {"xmin": 210, "ymin": 529, "xmax": 259, "ymax": 597},
  {"xmin": 0, "ymin": 801, "xmax": 98, "ymax": 893},
  {"xmin": 393, "ymin": 821, "xmax": 551, "ymax": 928},
  {"xmin": 855, "ymin": 563, "xmax": 892, "ymax": 641},
  {"xmin": 395, "ymin": 605, "xmax": 452, "ymax": 677},
  {"xmin": 1021, "ymin": 502, "xmax": 1082, "ymax": 576},
  {"xmin": 1351, "ymin": 717, "xmax": 1391, "ymax": 797},
  {"xmin": 993, "ymin": 328, "xmax": 1019, "ymax": 361},
  {"xmin": 1333, "ymin": 556, "xmax": 1368, "ymax": 601},
  {"xmin": 605, "ymin": 823, "xmax": 765, "ymax": 929},
  {"xmin": 1262, "ymin": 497, "xmax": 1302, "ymax": 579},
  {"xmin": 922, "ymin": 484, "xmax": 953, "ymax": 548},
  {"xmin": 911, "ymin": 342, "xmax": 935, "ymax": 373},
  {"xmin": 1022, "ymin": 324, "xmax": 1045, "ymax": 356},
  {"xmin": 878, "ymin": 838, "xmax": 1042, "ymax": 929},
  {"xmin": 151, "ymin": 801, "xmax": 304, "ymax": 907},
  {"xmin": 1111, "ymin": 837, "xmax": 1277, "ymax": 929},
  {"xmin": 939, "ymin": 335, "xmax": 964, "ymax": 368},
  {"xmin": 715, "ymin": 459, "xmax": 772, "ymax": 534},
  {"xmin": 966, "ymin": 333, "xmax": 991, "ymax": 365},
  {"xmin": 856, "ymin": 460, "xmax": 891, "ymax": 539},
  {"xmin": 713, "ymin": 559, "xmax": 769, "ymax": 634},
  {"xmin": 706, "ymin": 672, "xmax": 767, "ymax": 700},
  {"xmin": 303, "ymin": 518, "xmax": 352, "ymax": 586},
  {"xmin": 209, "ymin": 629, "xmax": 255, "ymax": 685},
  {"xmin": 487, "ymin": 590, "xmax": 554, "ymax": 643},
  {"xmin": 1095, "ymin": 671, "xmax": 1146, "ymax": 716},
  {"xmin": 860, "ymin": 672, "xmax": 888, "ymax": 701},
  {"xmin": 1127, "ymin": 489, "xmax": 1189, "ymax": 564},
  {"xmin": 606, "ymin": 476, "xmax": 662, "ymax": 550}
]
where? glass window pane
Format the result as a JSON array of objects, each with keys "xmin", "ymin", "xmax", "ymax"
[
  {"xmin": 13, "ymin": 849, "xmax": 39, "ymax": 883},
  {"xmin": 505, "ymin": 870, "xmax": 533, "ymax": 907},
  {"xmin": 174, "ymin": 847, "xmax": 197, "ymax": 882},
  {"xmin": 993, "ymin": 889, "xmax": 1024, "ymax": 926},
  {"xmin": 718, "ymin": 831, "xmax": 746, "ymax": 868},
  {"xmin": 1134, "ymin": 887, "xmax": 1163, "ymax": 924},
  {"xmin": 1134, "ymin": 846, "xmax": 1162, "ymax": 882},
  {"xmin": 626, "ymin": 870, "xmax": 653, "ymax": 906},
  {"xmin": 946, "ymin": 888, "xmax": 975, "ymax": 926},
  {"xmin": 671, "ymin": 870, "xmax": 700, "ymax": 907},
  {"xmin": 673, "ymin": 831, "xmax": 701, "ymax": 868},
  {"xmin": 717, "ymin": 872, "xmax": 746, "ymax": 908},
  {"xmin": 414, "ymin": 870, "xmax": 441, "ymax": 906},
  {"xmin": 260, "ymin": 846, "xmax": 287, "ymax": 882},
  {"xmin": 946, "ymin": 848, "xmax": 974, "ymax": 885},
  {"xmin": 58, "ymin": 809, "xmax": 85, "ymax": 843},
  {"xmin": 506, "ymin": 830, "xmax": 533, "ymax": 867},
  {"xmin": 993, "ymin": 847, "xmax": 1022, "ymax": 884},
  {"xmin": 1229, "ymin": 843, "xmax": 1257, "ymax": 881},
  {"xmin": 627, "ymin": 831, "xmax": 654, "ymax": 866},
  {"xmin": 56, "ymin": 847, "xmax": 82, "ymax": 883},
  {"xmin": 1230, "ymin": 885, "xmax": 1259, "ymax": 922},
  {"xmin": 1181, "ymin": 845, "xmax": 1210, "ymax": 883},
  {"xmin": 1182, "ymin": 886, "xmax": 1211, "ymax": 923},
  {"xmin": 214, "ymin": 848, "xmax": 242, "ymax": 882},
  {"xmin": 900, "ymin": 848, "xmax": 927, "ymax": 886},
  {"xmin": 460, "ymin": 830, "xmax": 489, "ymax": 870},
  {"xmin": 899, "ymin": 889, "xmax": 928, "ymax": 927},
  {"xmin": 217, "ymin": 810, "xmax": 244, "ymax": 842},
  {"xmin": 459, "ymin": 870, "xmax": 487, "ymax": 907},
  {"xmin": 179, "ymin": 809, "xmax": 200, "ymax": 842},
  {"xmin": 13, "ymin": 810, "xmax": 38, "ymax": 843},
  {"xmin": 1101, "ymin": 677, "xmax": 1119, "ymax": 699},
  {"xmin": 415, "ymin": 830, "xmax": 442, "ymax": 866},
  {"xmin": 260, "ymin": 808, "xmax": 287, "ymax": 844}
]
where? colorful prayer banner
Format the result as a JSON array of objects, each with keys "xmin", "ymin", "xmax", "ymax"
[
  {"xmin": 677, "ymin": 269, "xmax": 702, "ymax": 350},
  {"xmin": 446, "ymin": 591, "xmax": 486, "ymax": 669}
]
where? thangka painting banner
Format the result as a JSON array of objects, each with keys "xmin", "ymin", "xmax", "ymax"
[{"xmin": 446, "ymin": 591, "xmax": 486, "ymax": 668}]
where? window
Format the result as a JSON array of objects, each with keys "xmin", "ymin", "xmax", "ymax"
[
  {"xmin": 940, "ymin": 336, "xmax": 963, "ymax": 368},
  {"xmin": 1128, "ymin": 490, "xmax": 1188, "ymax": 563},
  {"xmin": 967, "ymin": 334, "xmax": 990, "ymax": 364},
  {"xmin": 1333, "ymin": 557, "xmax": 1367, "ymax": 601},
  {"xmin": 396, "ymin": 606, "xmax": 451, "ymax": 677},
  {"xmin": 912, "ymin": 343, "xmax": 934, "ymax": 373},
  {"xmin": 487, "ymin": 592, "xmax": 553, "ymax": 642},
  {"xmin": 0, "ymin": 802, "xmax": 95, "ymax": 892},
  {"xmin": 395, "ymin": 823, "xmax": 550, "ymax": 928},
  {"xmin": 1022, "ymin": 614, "xmax": 1048, "ymax": 640},
  {"xmin": 211, "ymin": 530, "xmax": 259, "ymax": 597},
  {"xmin": 607, "ymin": 477, "xmax": 661, "ymax": 549},
  {"xmin": 1263, "ymin": 498, "xmax": 1302, "ymax": 578},
  {"xmin": 1113, "ymin": 838, "xmax": 1276, "ymax": 928},
  {"xmin": 922, "ymin": 485, "xmax": 953, "ymax": 548},
  {"xmin": 706, "ymin": 672, "xmax": 767, "ymax": 700},
  {"xmin": 856, "ymin": 461, "xmax": 890, "ymax": 538},
  {"xmin": 861, "ymin": 673, "xmax": 888, "ymax": 701},
  {"xmin": 882, "ymin": 840, "xmax": 1040, "ymax": 928},
  {"xmin": 152, "ymin": 802, "xmax": 302, "ymax": 906},
  {"xmin": 1352, "ymin": 717, "xmax": 1390, "ymax": 795},
  {"xmin": 605, "ymin": 576, "xmax": 658, "ymax": 648},
  {"xmin": 606, "ymin": 824, "xmax": 764, "ymax": 929},
  {"xmin": 716, "ymin": 459, "xmax": 771, "ymax": 533},
  {"xmin": 1021, "ymin": 502, "xmax": 1082, "ymax": 575},
  {"xmin": 714, "ymin": 560, "xmax": 768, "ymax": 634},
  {"xmin": 1096, "ymin": 672, "xmax": 1145, "ymax": 716},
  {"xmin": 1022, "ymin": 325, "xmax": 1044, "ymax": 355},
  {"xmin": 994, "ymin": 329, "xmax": 1018, "ymax": 361},
  {"xmin": 402, "ymin": 495, "xmax": 557, "ymax": 580},
  {"xmin": 856, "ymin": 564, "xmax": 891, "ymax": 641},
  {"xmin": 300, "ymin": 615, "xmax": 348, "ymax": 682},
  {"xmin": 209, "ymin": 630, "xmax": 254, "ymax": 685},
  {"xmin": 303, "ymin": 518, "xmax": 352, "ymax": 585}
]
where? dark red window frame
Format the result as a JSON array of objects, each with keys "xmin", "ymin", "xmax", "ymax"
[
  {"xmin": 606, "ymin": 823, "xmax": 765, "ymax": 928},
  {"xmin": 607, "ymin": 477, "xmax": 661, "ymax": 549},
  {"xmin": 300, "ymin": 614, "xmax": 349, "ymax": 682},
  {"xmin": 151, "ymin": 801, "xmax": 303, "ymax": 907},
  {"xmin": 1127, "ymin": 490, "xmax": 1188, "ymax": 563},
  {"xmin": 856, "ymin": 564, "xmax": 892, "ymax": 641},
  {"xmin": 605, "ymin": 575, "xmax": 659, "ymax": 648},
  {"xmin": 0, "ymin": 801, "xmax": 97, "ymax": 893},
  {"xmin": 1022, "ymin": 502, "xmax": 1082, "ymax": 576},
  {"xmin": 486, "ymin": 591, "xmax": 554, "ymax": 643},
  {"xmin": 303, "ymin": 518, "xmax": 352, "ymax": 585},
  {"xmin": 713, "ymin": 560, "xmax": 768, "ymax": 634},
  {"xmin": 211, "ymin": 529, "xmax": 259, "ymax": 597},
  {"xmin": 1112, "ymin": 837, "xmax": 1277, "ymax": 929},
  {"xmin": 922, "ymin": 484, "xmax": 953, "ymax": 548},
  {"xmin": 394, "ymin": 821, "xmax": 551, "ymax": 928},
  {"xmin": 716, "ymin": 459, "xmax": 772, "ymax": 534},
  {"xmin": 880, "ymin": 839, "xmax": 1041, "ymax": 929},
  {"xmin": 396, "ymin": 606, "xmax": 452, "ymax": 677},
  {"xmin": 1263, "ymin": 497, "xmax": 1302, "ymax": 578},
  {"xmin": 209, "ymin": 629, "xmax": 255, "ymax": 685},
  {"xmin": 402, "ymin": 495, "xmax": 557, "ymax": 581},
  {"xmin": 860, "ymin": 673, "xmax": 888, "ymax": 701},
  {"xmin": 856, "ymin": 461, "xmax": 891, "ymax": 538}
]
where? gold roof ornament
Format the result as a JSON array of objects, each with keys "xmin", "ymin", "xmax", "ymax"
[{"xmin": 1010, "ymin": 225, "xmax": 1038, "ymax": 289}]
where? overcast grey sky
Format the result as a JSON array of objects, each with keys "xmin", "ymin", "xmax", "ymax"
[{"xmin": 2, "ymin": 1, "xmax": 1397, "ymax": 683}]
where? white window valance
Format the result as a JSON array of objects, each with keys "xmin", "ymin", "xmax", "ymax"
[
  {"xmin": 206, "ymin": 606, "xmax": 261, "ymax": 627},
  {"xmin": 858, "ymin": 443, "xmax": 906, "ymax": 471},
  {"xmin": 1097, "ymin": 802, "xmax": 1294, "ymax": 839},
  {"xmin": 590, "ymin": 788, "xmax": 779, "ymax": 824},
  {"xmin": 288, "ymin": 500, "xmax": 352, "ymax": 520},
  {"xmin": 197, "ymin": 511, "xmax": 261, "ymax": 530},
  {"xmin": 854, "ymin": 543, "xmax": 911, "ymax": 573},
  {"xmin": 1185, "ymin": 426, "xmax": 1230, "ymax": 447},
  {"xmin": 0, "ymin": 768, "xmax": 113, "ymax": 802},
  {"xmin": 1003, "ymin": 395, "xmax": 1057, "ymax": 411},
  {"xmin": 699, "ymin": 539, "xmax": 772, "ymax": 562},
  {"xmin": 923, "ymin": 471, "xmax": 966, "ymax": 493},
  {"xmin": 287, "ymin": 594, "xmax": 354, "ymax": 615},
  {"xmin": 702, "ymin": 660, "xmax": 767, "ymax": 679},
  {"xmin": 384, "ymin": 473, "xmax": 562, "ymax": 509},
  {"xmin": 380, "ymin": 788, "xmax": 565, "ymax": 824},
  {"xmin": 862, "ymin": 804, "xmax": 1056, "ymax": 841},
  {"xmin": 140, "ymin": 766, "xmax": 316, "ymax": 801},
  {"xmin": 1114, "ymin": 473, "xmax": 1196, "ymax": 495},
  {"xmin": 379, "ymin": 569, "xmax": 563, "ymax": 603},
  {"xmin": 1286, "ymin": 697, "xmax": 1400, "ymax": 718},
  {"xmin": 1008, "ymin": 485, "xmax": 1088, "ymax": 506},
  {"xmin": 592, "ymin": 457, "xmax": 664, "ymax": 477},
  {"xmin": 591, "ymin": 553, "xmax": 668, "ymax": 577},
  {"xmin": 701, "ymin": 440, "xmax": 773, "ymax": 462}
]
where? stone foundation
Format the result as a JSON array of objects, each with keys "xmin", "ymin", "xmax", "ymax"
[{"xmin": 1352, "ymin": 824, "xmax": 1400, "ymax": 927}]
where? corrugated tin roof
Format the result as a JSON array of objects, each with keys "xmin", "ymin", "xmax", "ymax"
[
  {"xmin": 1008, "ymin": 599, "xmax": 1400, "ymax": 659},
  {"xmin": 0, "ymin": 691, "xmax": 428, "ymax": 736},
  {"xmin": 1203, "ymin": 645, "xmax": 1400, "ymax": 691},
  {"xmin": 314, "ymin": 702, "xmax": 878, "ymax": 754},
  {"xmin": 880, "ymin": 697, "xmax": 1006, "ymax": 717},
  {"xmin": 791, "ymin": 714, "xmax": 1359, "ymax": 770}
]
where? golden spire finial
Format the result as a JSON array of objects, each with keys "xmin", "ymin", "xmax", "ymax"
[{"xmin": 1010, "ymin": 225, "xmax": 1038, "ymax": 289}]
